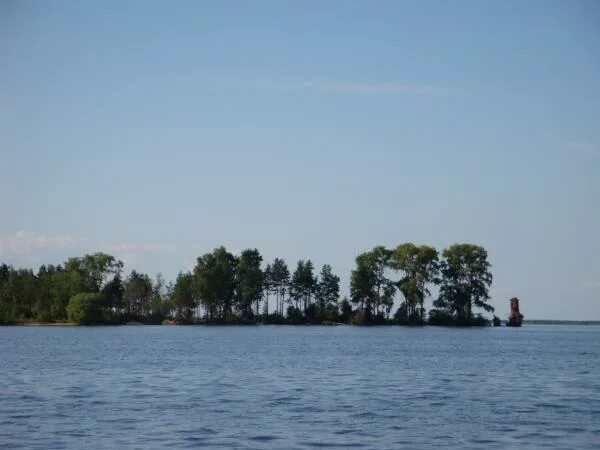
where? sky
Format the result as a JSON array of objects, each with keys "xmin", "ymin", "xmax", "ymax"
[{"xmin": 1, "ymin": 0, "xmax": 599, "ymax": 320}]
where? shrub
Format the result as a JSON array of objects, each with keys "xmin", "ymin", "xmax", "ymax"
[
  {"xmin": 339, "ymin": 298, "xmax": 353, "ymax": 323},
  {"xmin": 67, "ymin": 292, "xmax": 103, "ymax": 324},
  {"xmin": 286, "ymin": 306, "xmax": 303, "ymax": 324},
  {"xmin": 394, "ymin": 304, "xmax": 424, "ymax": 325},
  {"xmin": 428, "ymin": 308, "xmax": 455, "ymax": 326},
  {"xmin": 470, "ymin": 314, "xmax": 491, "ymax": 326},
  {"xmin": 350, "ymin": 311, "xmax": 368, "ymax": 325}
]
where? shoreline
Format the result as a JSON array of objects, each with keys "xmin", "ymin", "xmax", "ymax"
[{"xmin": 3, "ymin": 320, "xmax": 600, "ymax": 327}]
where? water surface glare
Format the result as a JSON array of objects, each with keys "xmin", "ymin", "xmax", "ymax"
[{"xmin": 1, "ymin": 325, "xmax": 599, "ymax": 449}]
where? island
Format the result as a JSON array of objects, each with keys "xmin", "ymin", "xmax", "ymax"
[{"xmin": 0, "ymin": 243, "xmax": 516, "ymax": 327}]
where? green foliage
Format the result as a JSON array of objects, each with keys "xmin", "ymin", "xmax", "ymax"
[
  {"xmin": 236, "ymin": 249, "xmax": 264, "ymax": 318},
  {"xmin": 67, "ymin": 292, "xmax": 104, "ymax": 324},
  {"xmin": 123, "ymin": 270, "xmax": 153, "ymax": 319},
  {"xmin": 316, "ymin": 264, "xmax": 340, "ymax": 314},
  {"xmin": 50, "ymin": 267, "xmax": 88, "ymax": 320},
  {"xmin": 171, "ymin": 272, "xmax": 195, "ymax": 320},
  {"xmin": 0, "ymin": 243, "xmax": 497, "ymax": 326},
  {"xmin": 428, "ymin": 308, "xmax": 455, "ymax": 326},
  {"xmin": 390, "ymin": 243, "xmax": 438, "ymax": 324},
  {"xmin": 147, "ymin": 273, "xmax": 170, "ymax": 324},
  {"xmin": 350, "ymin": 310, "xmax": 369, "ymax": 325},
  {"xmin": 320, "ymin": 303, "xmax": 340, "ymax": 322},
  {"xmin": 394, "ymin": 303, "xmax": 423, "ymax": 325},
  {"xmin": 65, "ymin": 253, "xmax": 123, "ymax": 292},
  {"xmin": 305, "ymin": 303, "xmax": 319, "ymax": 324},
  {"xmin": 263, "ymin": 310, "xmax": 285, "ymax": 324},
  {"xmin": 339, "ymin": 297, "xmax": 353, "ymax": 323},
  {"xmin": 286, "ymin": 305, "xmax": 304, "ymax": 324},
  {"xmin": 193, "ymin": 247, "xmax": 237, "ymax": 321},
  {"xmin": 434, "ymin": 244, "xmax": 494, "ymax": 323},
  {"xmin": 268, "ymin": 258, "xmax": 290, "ymax": 316},
  {"xmin": 350, "ymin": 253, "xmax": 375, "ymax": 313},
  {"xmin": 102, "ymin": 273, "xmax": 124, "ymax": 319},
  {"xmin": 289, "ymin": 260, "xmax": 316, "ymax": 314},
  {"xmin": 350, "ymin": 247, "xmax": 394, "ymax": 321},
  {"xmin": 470, "ymin": 314, "xmax": 491, "ymax": 326}
]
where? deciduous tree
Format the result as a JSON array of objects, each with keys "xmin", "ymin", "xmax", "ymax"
[{"xmin": 434, "ymin": 243, "xmax": 493, "ymax": 324}]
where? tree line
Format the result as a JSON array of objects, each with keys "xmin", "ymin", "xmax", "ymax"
[{"xmin": 0, "ymin": 243, "xmax": 496, "ymax": 326}]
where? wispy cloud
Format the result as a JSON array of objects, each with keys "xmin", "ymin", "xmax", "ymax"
[
  {"xmin": 568, "ymin": 141, "xmax": 599, "ymax": 157},
  {"xmin": 262, "ymin": 80, "xmax": 453, "ymax": 96},
  {"xmin": 0, "ymin": 230, "xmax": 169, "ymax": 270},
  {"xmin": 108, "ymin": 243, "xmax": 164, "ymax": 266},
  {"xmin": 109, "ymin": 243, "xmax": 162, "ymax": 253},
  {"xmin": 583, "ymin": 281, "xmax": 600, "ymax": 290},
  {"xmin": 0, "ymin": 230, "xmax": 87, "ymax": 258}
]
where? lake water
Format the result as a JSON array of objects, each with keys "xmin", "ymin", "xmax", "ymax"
[{"xmin": 1, "ymin": 325, "xmax": 599, "ymax": 449}]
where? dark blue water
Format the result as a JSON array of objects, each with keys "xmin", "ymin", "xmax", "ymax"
[{"xmin": 1, "ymin": 325, "xmax": 599, "ymax": 449}]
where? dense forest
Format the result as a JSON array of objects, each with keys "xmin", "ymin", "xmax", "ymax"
[{"xmin": 0, "ymin": 243, "xmax": 498, "ymax": 326}]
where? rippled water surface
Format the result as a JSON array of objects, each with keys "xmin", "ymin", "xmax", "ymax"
[{"xmin": 1, "ymin": 325, "xmax": 600, "ymax": 449}]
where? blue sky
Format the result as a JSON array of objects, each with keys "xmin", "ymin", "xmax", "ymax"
[{"xmin": 1, "ymin": 0, "xmax": 599, "ymax": 319}]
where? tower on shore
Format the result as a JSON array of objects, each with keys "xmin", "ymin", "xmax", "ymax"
[{"xmin": 507, "ymin": 297, "xmax": 524, "ymax": 327}]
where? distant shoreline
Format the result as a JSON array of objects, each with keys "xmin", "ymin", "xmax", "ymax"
[
  {"xmin": 523, "ymin": 320, "xmax": 600, "ymax": 325},
  {"xmin": 3, "ymin": 320, "xmax": 600, "ymax": 327}
]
